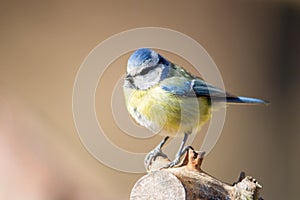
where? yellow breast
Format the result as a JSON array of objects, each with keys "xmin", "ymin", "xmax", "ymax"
[{"xmin": 123, "ymin": 85, "xmax": 211, "ymax": 137}]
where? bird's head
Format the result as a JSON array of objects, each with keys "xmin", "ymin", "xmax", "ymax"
[{"xmin": 125, "ymin": 48, "xmax": 170, "ymax": 90}]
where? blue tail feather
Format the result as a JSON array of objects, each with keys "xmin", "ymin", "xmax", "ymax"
[{"xmin": 226, "ymin": 96, "xmax": 269, "ymax": 104}]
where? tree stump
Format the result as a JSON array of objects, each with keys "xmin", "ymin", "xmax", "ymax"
[{"xmin": 130, "ymin": 137, "xmax": 263, "ymax": 200}]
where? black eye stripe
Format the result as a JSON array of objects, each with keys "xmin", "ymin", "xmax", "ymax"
[{"xmin": 137, "ymin": 65, "xmax": 158, "ymax": 76}]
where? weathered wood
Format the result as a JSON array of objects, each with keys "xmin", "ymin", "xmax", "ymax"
[
  {"xmin": 130, "ymin": 138, "xmax": 262, "ymax": 200},
  {"xmin": 131, "ymin": 171, "xmax": 186, "ymax": 200}
]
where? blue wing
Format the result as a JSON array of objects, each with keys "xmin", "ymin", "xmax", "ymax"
[
  {"xmin": 160, "ymin": 76, "xmax": 226, "ymax": 97},
  {"xmin": 160, "ymin": 76, "xmax": 268, "ymax": 104}
]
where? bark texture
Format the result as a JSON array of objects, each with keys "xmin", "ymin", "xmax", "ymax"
[{"xmin": 131, "ymin": 141, "xmax": 263, "ymax": 200}]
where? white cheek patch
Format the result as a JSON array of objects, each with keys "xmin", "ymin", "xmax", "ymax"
[{"xmin": 134, "ymin": 67, "xmax": 163, "ymax": 90}]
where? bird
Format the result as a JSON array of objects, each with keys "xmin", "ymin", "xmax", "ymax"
[{"xmin": 123, "ymin": 48, "xmax": 268, "ymax": 168}]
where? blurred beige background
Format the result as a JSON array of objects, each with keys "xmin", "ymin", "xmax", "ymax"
[{"xmin": 0, "ymin": 0, "xmax": 299, "ymax": 199}]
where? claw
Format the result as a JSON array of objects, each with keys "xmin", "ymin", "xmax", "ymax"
[
  {"xmin": 165, "ymin": 146, "xmax": 194, "ymax": 168},
  {"xmin": 144, "ymin": 136, "xmax": 170, "ymax": 171}
]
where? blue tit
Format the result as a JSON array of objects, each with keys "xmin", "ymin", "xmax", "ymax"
[{"xmin": 123, "ymin": 48, "xmax": 268, "ymax": 167}]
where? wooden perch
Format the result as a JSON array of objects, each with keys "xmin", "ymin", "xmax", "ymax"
[{"xmin": 130, "ymin": 137, "xmax": 263, "ymax": 200}]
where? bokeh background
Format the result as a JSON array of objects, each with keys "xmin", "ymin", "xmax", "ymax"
[{"xmin": 0, "ymin": 0, "xmax": 299, "ymax": 199}]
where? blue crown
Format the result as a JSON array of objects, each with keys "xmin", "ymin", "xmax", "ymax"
[{"xmin": 128, "ymin": 48, "xmax": 155, "ymax": 67}]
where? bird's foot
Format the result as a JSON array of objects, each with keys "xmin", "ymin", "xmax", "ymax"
[
  {"xmin": 166, "ymin": 157, "xmax": 181, "ymax": 168},
  {"xmin": 144, "ymin": 136, "xmax": 170, "ymax": 171},
  {"xmin": 165, "ymin": 146, "xmax": 194, "ymax": 168}
]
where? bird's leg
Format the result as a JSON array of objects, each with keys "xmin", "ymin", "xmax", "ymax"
[
  {"xmin": 168, "ymin": 132, "xmax": 189, "ymax": 168},
  {"xmin": 144, "ymin": 136, "xmax": 170, "ymax": 171},
  {"xmin": 176, "ymin": 132, "xmax": 189, "ymax": 157}
]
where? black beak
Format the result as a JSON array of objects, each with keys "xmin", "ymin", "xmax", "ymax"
[
  {"xmin": 125, "ymin": 74, "xmax": 134, "ymax": 82},
  {"xmin": 125, "ymin": 74, "xmax": 132, "ymax": 79},
  {"xmin": 124, "ymin": 74, "xmax": 136, "ymax": 89}
]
